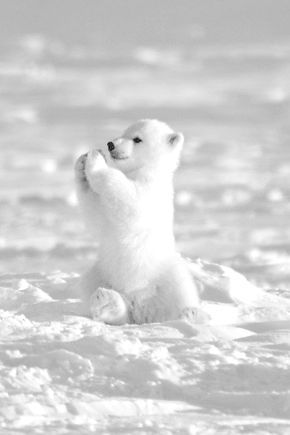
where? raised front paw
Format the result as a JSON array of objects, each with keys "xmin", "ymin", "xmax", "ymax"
[
  {"xmin": 75, "ymin": 153, "xmax": 88, "ymax": 187},
  {"xmin": 90, "ymin": 287, "xmax": 129, "ymax": 325},
  {"xmin": 85, "ymin": 149, "xmax": 107, "ymax": 178}
]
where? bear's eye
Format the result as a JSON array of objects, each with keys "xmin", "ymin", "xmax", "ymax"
[{"xmin": 133, "ymin": 137, "xmax": 142, "ymax": 144}]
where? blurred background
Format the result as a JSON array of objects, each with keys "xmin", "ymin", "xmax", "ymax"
[{"xmin": 1, "ymin": 0, "xmax": 290, "ymax": 289}]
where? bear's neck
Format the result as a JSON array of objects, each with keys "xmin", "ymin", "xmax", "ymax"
[{"xmin": 128, "ymin": 166, "xmax": 175, "ymax": 185}]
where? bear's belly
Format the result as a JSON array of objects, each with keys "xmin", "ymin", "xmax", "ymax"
[{"xmin": 97, "ymin": 230, "xmax": 175, "ymax": 294}]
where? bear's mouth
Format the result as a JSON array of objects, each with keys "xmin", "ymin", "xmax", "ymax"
[{"xmin": 110, "ymin": 153, "xmax": 129, "ymax": 161}]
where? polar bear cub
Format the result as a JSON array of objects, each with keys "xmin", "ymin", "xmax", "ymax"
[{"xmin": 75, "ymin": 119, "xmax": 199, "ymax": 324}]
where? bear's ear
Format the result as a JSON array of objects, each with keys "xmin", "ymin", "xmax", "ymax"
[{"xmin": 168, "ymin": 132, "xmax": 184, "ymax": 148}]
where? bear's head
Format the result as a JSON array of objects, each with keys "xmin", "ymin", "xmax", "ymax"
[{"xmin": 106, "ymin": 119, "xmax": 184, "ymax": 176}]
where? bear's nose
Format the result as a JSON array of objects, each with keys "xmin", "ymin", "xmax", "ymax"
[{"xmin": 107, "ymin": 141, "xmax": 115, "ymax": 152}]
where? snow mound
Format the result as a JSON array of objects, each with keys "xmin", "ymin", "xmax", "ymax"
[{"xmin": 1, "ymin": 266, "xmax": 290, "ymax": 433}]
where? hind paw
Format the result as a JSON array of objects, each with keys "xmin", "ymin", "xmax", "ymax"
[
  {"xmin": 90, "ymin": 288, "xmax": 129, "ymax": 325},
  {"xmin": 179, "ymin": 307, "xmax": 210, "ymax": 324}
]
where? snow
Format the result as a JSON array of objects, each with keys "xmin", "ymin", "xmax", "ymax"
[
  {"xmin": 1, "ymin": 2, "xmax": 290, "ymax": 433},
  {"xmin": 1, "ymin": 265, "xmax": 290, "ymax": 433}
]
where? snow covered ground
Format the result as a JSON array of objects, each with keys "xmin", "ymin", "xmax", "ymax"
[
  {"xmin": 1, "ymin": 1, "xmax": 290, "ymax": 433},
  {"xmin": 1, "ymin": 267, "xmax": 290, "ymax": 434}
]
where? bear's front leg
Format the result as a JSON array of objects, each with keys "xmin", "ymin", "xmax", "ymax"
[
  {"xmin": 75, "ymin": 153, "xmax": 89, "ymax": 191},
  {"xmin": 85, "ymin": 149, "xmax": 108, "ymax": 194},
  {"xmin": 85, "ymin": 149, "xmax": 137, "ymax": 217},
  {"xmin": 90, "ymin": 287, "xmax": 130, "ymax": 325}
]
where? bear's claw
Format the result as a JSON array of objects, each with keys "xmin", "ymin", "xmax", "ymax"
[
  {"xmin": 75, "ymin": 153, "xmax": 88, "ymax": 185},
  {"xmin": 179, "ymin": 307, "xmax": 211, "ymax": 324}
]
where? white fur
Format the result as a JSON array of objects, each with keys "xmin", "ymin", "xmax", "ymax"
[{"xmin": 75, "ymin": 119, "xmax": 199, "ymax": 324}]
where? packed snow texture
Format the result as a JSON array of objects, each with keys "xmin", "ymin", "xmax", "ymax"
[
  {"xmin": 1, "ymin": 263, "xmax": 290, "ymax": 434},
  {"xmin": 1, "ymin": 1, "xmax": 290, "ymax": 433}
]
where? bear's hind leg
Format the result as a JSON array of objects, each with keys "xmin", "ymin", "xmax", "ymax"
[
  {"xmin": 164, "ymin": 259, "xmax": 199, "ymax": 308},
  {"xmin": 160, "ymin": 260, "xmax": 211, "ymax": 323},
  {"xmin": 90, "ymin": 287, "xmax": 129, "ymax": 325},
  {"xmin": 128, "ymin": 260, "xmax": 202, "ymax": 324}
]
